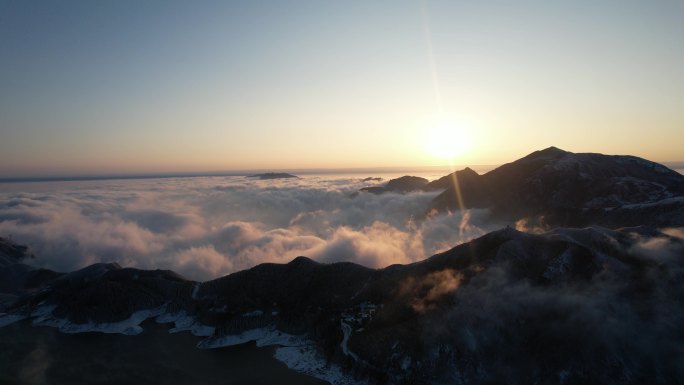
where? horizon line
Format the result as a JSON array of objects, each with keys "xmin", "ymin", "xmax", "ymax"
[
  {"xmin": 0, "ymin": 164, "xmax": 496, "ymax": 184},
  {"xmin": 2, "ymin": 160, "xmax": 683, "ymax": 184}
]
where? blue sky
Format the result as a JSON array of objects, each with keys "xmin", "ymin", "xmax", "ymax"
[{"xmin": 1, "ymin": 0, "xmax": 682, "ymax": 176}]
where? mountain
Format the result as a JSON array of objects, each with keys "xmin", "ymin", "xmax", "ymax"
[
  {"xmin": 0, "ymin": 237, "xmax": 32, "ymax": 267},
  {"xmin": 2, "ymin": 224, "xmax": 683, "ymax": 384},
  {"xmin": 360, "ymin": 176, "xmax": 428, "ymax": 194},
  {"xmin": 426, "ymin": 147, "xmax": 684, "ymax": 228},
  {"xmin": 247, "ymin": 173, "xmax": 299, "ymax": 180},
  {"xmin": 0, "ymin": 238, "xmax": 56, "ymax": 303}
]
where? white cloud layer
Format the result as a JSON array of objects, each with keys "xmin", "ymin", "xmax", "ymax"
[{"xmin": 0, "ymin": 176, "xmax": 502, "ymax": 280}]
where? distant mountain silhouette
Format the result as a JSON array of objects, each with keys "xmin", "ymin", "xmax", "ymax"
[
  {"xmin": 247, "ymin": 173, "xmax": 299, "ymax": 180},
  {"xmin": 360, "ymin": 175, "xmax": 428, "ymax": 194},
  {"xmin": 426, "ymin": 146, "xmax": 684, "ymax": 227}
]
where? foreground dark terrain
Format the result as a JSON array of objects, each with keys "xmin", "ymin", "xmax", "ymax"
[
  {"xmin": 0, "ymin": 320, "xmax": 327, "ymax": 385},
  {"xmin": 1, "ymin": 148, "xmax": 683, "ymax": 384}
]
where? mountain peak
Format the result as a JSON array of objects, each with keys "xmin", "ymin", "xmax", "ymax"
[
  {"xmin": 288, "ymin": 256, "xmax": 318, "ymax": 266},
  {"xmin": 522, "ymin": 146, "xmax": 570, "ymax": 161},
  {"xmin": 543, "ymin": 145, "xmax": 567, "ymax": 153},
  {"xmin": 361, "ymin": 175, "xmax": 429, "ymax": 194},
  {"xmin": 459, "ymin": 167, "xmax": 479, "ymax": 176}
]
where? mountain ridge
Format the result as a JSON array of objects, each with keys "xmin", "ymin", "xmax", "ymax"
[
  {"xmin": 425, "ymin": 147, "xmax": 684, "ymax": 228},
  {"xmin": 2, "ymin": 222, "xmax": 683, "ymax": 384}
]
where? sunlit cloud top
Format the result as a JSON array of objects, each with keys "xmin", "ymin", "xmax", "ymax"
[{"xmin": 0, "ymin": 175, "xmax": 499, "ymax": 280}]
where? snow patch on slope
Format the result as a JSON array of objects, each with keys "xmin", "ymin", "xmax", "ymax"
[
  {"xmin": 199, "ymin": 325, "xmax": 364, "ymax": 385},
  {"xmin": 276, "ymin": 344, "xmax": 368, "ymax": 385},
  {"xmin": 0, "ymin": 313, "xmax": 25, "ymax": 327},
  {"xmin": 197, "ymin": 326, "xmax": 303, "ymax": 349},
  {"xmin": 340, "ymin": 320, "xmax": 360, "ymax": 361},
  {"xmin": 30, "ymin": 305, "xmax": 165, "ymax": 335},
  {"xmin": 159, "ymin": 310, "xmax": 215, "ymax": 337}
]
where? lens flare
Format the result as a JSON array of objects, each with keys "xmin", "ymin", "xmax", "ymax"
[{"xmin": 423, "ymin": 121, "xmax": 471, "ymax": 160}]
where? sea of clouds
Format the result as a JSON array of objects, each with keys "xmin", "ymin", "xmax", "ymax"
[{"xmin": 0, "ymin": 175, "xmax": 504, "ymax": 281}]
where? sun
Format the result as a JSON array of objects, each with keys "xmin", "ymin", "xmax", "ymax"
[{"xmin": 422, "ymin": 120, "xmax": 471, "ymax": 160}]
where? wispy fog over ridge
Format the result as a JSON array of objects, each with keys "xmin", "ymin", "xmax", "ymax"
[{"xmin": 0, "ymin": 175, "xmax": 502, "ymax": 280}]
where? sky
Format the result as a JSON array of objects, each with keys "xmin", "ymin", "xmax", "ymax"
[{"xmin": 1, "ymin": 0, "xmax": 682, "ymax": 177}]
